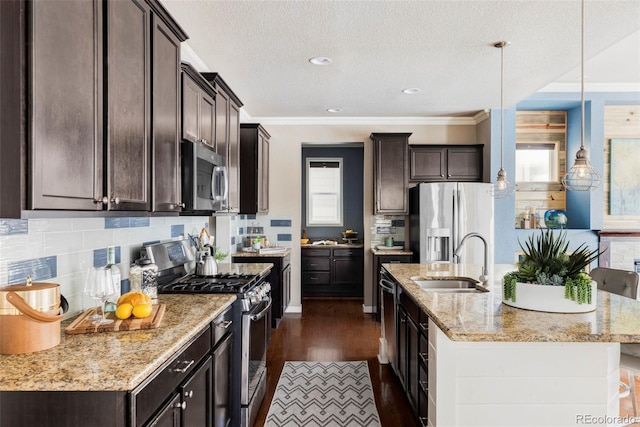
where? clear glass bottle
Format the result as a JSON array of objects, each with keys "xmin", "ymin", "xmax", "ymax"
[
  {"xmin": 105, "ymin": 246, "xmax": 121, "ymax": 297},
  {"xmin": 129, "ymin": 258, "xmax": 158, "ymax": 304}
]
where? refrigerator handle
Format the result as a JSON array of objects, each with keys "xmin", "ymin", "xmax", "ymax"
[{"xmin": 452, "ymin": 188, "xmax": 458, "ymax": 257}]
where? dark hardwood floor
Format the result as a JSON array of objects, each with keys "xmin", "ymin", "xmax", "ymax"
[{"xmin": 253, "ymin": 297, "xmax": 418, "ymax": 427}]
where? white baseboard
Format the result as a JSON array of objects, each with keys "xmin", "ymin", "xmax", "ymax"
[
  {"xmin": 362, "ymin": 305, "xmax": 376, "ymax": 314},
  {"xmin": 285, "ymin": 305, "xmax": 302, "ymax": 313}
]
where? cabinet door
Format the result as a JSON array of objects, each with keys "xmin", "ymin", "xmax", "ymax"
[
  {"xmin": 152, "ymin": 14, "xmax": 181, "ymax": 212},
  {"xmin": 215, "ymin": 89, "xmax": 230, "ymax": 158},
  {"xmin": 180, "ymin": 356, "xmax": 212, "ymax": 427},
  {"xmin": 212, "ymin": 334, "xmax": 233, "ymax": 427},
  {"xmin": 258, "ymin": 132, "xmax": 269, "ymax": 213},
  {"xmin": 106, "ymin": 0, "xmax": 151, "ymax": 211},
  {"xmin": 146, "ymin": 393, "xmax": 181, "ymax": 427},
  {"xmin": 410, "ymin": 147, "xmax": 446, "ymax": 181},
  {"xmin": 406, "ymin": 315, "xmax": 419, "ymax": 411},
  {"xmin": 332, "ymin": 256, "xmax": 363, "ymax": 285},
  {"xmin": 282, "ymin": 263, "xmax": 291, "ymax": 316},
  {"xmin": 446, "ymin": 146, "xmax": 483, "ymax": 181},
  {"xmin": 30, "ymin": 0, "xmax": 104, "ymax": 210},
  {"xmin": 200, "ymin": 92, "xmax": 215, "ymax": 148},
  {"xmin": 397, "ymin": 305, "xmax": 408, "ymax": 390},
  {"xmin": 181, "ymin": 73, "xmax": 200, "ymax": 144},
  {"xmin": 373, "ymin": 133, "xmax": 410, "ymax": 214},
  {"xmin": 226, "ymin": 102, "xmax": 241, "ymax": 212}
]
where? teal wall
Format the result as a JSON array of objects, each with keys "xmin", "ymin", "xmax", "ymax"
[{"xmin": 491, "ymin": 91, "xmax": 640, "ymax": 264}]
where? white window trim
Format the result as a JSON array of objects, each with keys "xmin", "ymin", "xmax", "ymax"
[{"xmin": 305, "ymin": 157, "xmax": 343, "ymax": 227}]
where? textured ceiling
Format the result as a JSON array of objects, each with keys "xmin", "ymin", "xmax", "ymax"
[{"xmin": 160, "ymin": 0, "xmax": 640, "ymax": 119}]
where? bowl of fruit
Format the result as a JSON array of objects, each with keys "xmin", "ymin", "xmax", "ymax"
[{"xmin": 342, "ymin": 229, "xmax": 358, "ymax": 239}]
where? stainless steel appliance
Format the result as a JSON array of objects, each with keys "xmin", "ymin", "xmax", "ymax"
[
  {"xmin": 409, "ymin": 182, "xmax": 494, "ymax": 268},
  {"xmin": 142, "ymin": 240, "xmax": 271, "ymax": 427},
  {"xmin": 379, "ymin": 269, "xmax": 397, "ymax": 371},
  {"xmin": 181, "ymin": 140, "xmax": 228, "ymax": 212}
]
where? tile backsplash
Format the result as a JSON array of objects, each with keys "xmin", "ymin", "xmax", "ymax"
[
  {"xmin": 216, "ymin": 215, "xmax": 293, "ymax": 254},
  {"xmin": 0, "ymin": 216, "xmax": 210, "ymax": 317},
  {"xmin": 370, "ymin": 215, "xmax": 406, "ymax": 248}
]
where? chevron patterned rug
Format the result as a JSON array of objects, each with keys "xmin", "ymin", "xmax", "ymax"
[{"xmin": 265, "ymin": 361, "xmax": 381, "ymax": 427}]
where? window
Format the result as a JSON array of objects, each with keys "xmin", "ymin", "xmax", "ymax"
[
  {"xmin": 515, "ymin": 143, "xmax": 559, "ymax": 182},
  {"xmin": 306, "ymin": 158, "xmax": 342, "ymax": 226}
]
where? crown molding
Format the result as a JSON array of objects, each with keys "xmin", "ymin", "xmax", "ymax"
[
  {"xmin": 538, "ymin": 82, "xmax": 640, "ymax": 93},
  {"xmin": 238, "ymin": 114, "xmax": 486, "ymax": 126}
]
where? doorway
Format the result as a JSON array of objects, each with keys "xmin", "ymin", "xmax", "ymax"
[{"xmin": 300, "ymin": 144, "xmax": 364, "ymax": 297}]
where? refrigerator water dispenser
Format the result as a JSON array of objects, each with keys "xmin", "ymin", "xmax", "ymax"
[{"xmin": 426, "ymin": 228, "xmax": 450, "ymax": 262}]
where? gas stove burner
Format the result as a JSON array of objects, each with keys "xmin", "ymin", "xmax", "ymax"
[{"xmin": 158, "ymin": 273, "xmax": 258, "ymax": 295}]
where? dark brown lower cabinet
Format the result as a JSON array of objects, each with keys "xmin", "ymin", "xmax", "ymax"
[
  {"xmin": 396, "ymin": 277, "xmax": 429, "ymax": 426},
  {"xmin": 212, "ymin": 333, "xmax": 233, "ymax": 427},
  {"xmin": 302, "ymin": 247, "xmax": 363, "ymax": 297},
  {"xmin": 374, "ymin": 253, "xmax": 412, "ymax": 321},
  {"xmin": 147, "ymin": 393, "xmax": 182, "ymax": 427},
  {"xmin": 181, "ymin": 355, "xmax": 213, "ymax": 426}
]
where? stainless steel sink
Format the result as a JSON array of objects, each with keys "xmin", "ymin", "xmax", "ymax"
[{"xmin": 410, "ymin": 277, "xmax": 489, "ymax": 293}]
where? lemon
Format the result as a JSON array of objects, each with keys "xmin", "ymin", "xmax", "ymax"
[
  {"xmin": 132, "ymin": 303, "xmax": 153, "ymax": 319},
  {"xmin": 117, "ymin": 291, "xmax": 152, "ymax": 307},
  {"xmin": 115, "ymin": 303, "xmax": 134, "ymax": 320}
]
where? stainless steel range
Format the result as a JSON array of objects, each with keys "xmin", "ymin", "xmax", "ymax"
[{"xmin": 142, "ymin": 240, "xmax": 272, "ymax": 427}]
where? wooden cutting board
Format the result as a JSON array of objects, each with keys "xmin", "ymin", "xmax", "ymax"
[{"xmin": 65, "ymin": 304, "xmax": 166, "ymax": 334}]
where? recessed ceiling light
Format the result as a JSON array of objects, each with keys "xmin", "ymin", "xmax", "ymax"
[
  {"xmin": 309, "ymin": 56, "xmax": 332, "ymax": 66},
  {"xmin": 402, "ymin": 88, "xmax": 421, "ymax": 94},
  {"xmin": 327, "ymin": 108, "xmax": 343, "ymax": 113}
]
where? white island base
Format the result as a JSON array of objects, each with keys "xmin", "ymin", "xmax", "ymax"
[{"xmin": 429, "ymin": 320, "xmax": 621, "ymax": 427}]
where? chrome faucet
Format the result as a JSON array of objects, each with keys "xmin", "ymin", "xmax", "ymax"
[{"xmin": 453, "ymin": 232, "xmax": 489, "ymax": 281}]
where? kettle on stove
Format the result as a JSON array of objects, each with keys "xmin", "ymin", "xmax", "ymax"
[{"xmin": 196, "ymin": 244, "xmax": 218, "ymax": 276}]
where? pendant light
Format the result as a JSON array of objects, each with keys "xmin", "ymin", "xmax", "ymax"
[
  {"xmin": 490, "ymin": 41, "xmax": 515, "ymax": 199},
  {"xmin": 561, "ymin": 0, "xmax": 602, "ymax": 191}
]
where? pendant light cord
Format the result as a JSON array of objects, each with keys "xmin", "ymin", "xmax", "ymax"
[
  {"xmin": 580, "ymin": 0, "xmax": 585, "ymax": 151},
  {"xmin": 500, "ymin": 43, "xmax": 505, "ymax": 169}
]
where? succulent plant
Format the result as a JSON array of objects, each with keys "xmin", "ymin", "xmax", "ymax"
[{"xmin": 503, "ymin": 229, "xmax": 603, "ymax": 304}]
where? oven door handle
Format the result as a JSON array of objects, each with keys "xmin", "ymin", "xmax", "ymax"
[{"xmin": 249, "ymin": 296, "xmax": 272, "ymax": 321}]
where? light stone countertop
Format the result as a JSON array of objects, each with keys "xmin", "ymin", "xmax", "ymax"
[
  {"xmin": 231, "ymin": 248, "xmax": 291, "ymax": 258},
  {"xmin": 0, "ymin": 263, "xmax": 273, "ymax": 392},
  {"xmin": 383, "ymin": 262, "xmax": 640, "ymax": 343},
  {"xmin": 371, "ymin": 247, "xmax": 413, "ymax": 256}
]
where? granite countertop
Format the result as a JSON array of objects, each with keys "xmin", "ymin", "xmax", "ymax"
[
  {"xmin": 0, "ymin": 294, "xmax": 236, "ymax": 392},
  {"xmin": 215, "ymin": 262, "xmax": 274, "ymax": 275},
  {"xmin": 231, "ymin": 248, "xmax": 291, "ymax": 258},
  {"xmin": 371, "ymin": 247, "xmax": 413, "ymax": 256},
  {"xmin": 301, "ymin": 242, "xmax": 364, "ymax": 248},
  {"xmin": 383, "ymin": 262, "xmax": 640, "ymax": 343}
]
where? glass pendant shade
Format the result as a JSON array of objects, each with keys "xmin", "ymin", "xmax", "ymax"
[
  {"xmin": 561, "ymin": 147, "xmax": 602, "ymax": 191},
  {"xmin": 490, "ymin": 168, "xmax": 515, "ymax": 198}
]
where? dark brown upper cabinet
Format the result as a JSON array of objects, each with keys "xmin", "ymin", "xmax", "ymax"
[
  {"xmin": 409, "ymin": 145, "xmax": 483, "ymax": 182},
  {"xmin": 201, "ymin": 73, "xmax": 243, "ymax": 214},
  {"xmin": 0, "ymin": 0, "xmax": 187, "ymax": 217},
  {"xmin": 371, "ymin": 133, "xmax": 411, "ymax": 215},
  {"xmin": 151, "ymin": 12, "xmax": 185, "ymax": 212},
  {"xmin": 181, "ymin": 63, "xmax": 216, "ymax": 149},
  {"xmin": 29, "ymin": 0, "xmax": 105, "ymax": 211},
  {"xmin": 239, "ymin": 123, "xmax": 270, "ymax": 214}
]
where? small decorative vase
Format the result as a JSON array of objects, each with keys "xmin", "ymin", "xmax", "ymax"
[
  {"xmin": 544, "ymin": 210, "xmax": 568, "ymax": 229},
  {"xmin": 502, "ymin": 281, "xmax": 597, "ymax": 313}
]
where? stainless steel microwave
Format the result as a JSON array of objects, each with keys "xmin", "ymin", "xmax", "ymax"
[{"xmin": 181, "ymin": 141, "xmax": 228, "ymax": 212}]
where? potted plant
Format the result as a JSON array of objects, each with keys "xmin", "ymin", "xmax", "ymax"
[{"xmin": 503, "ymin": 229, "xmax": 602, "ymax": 313}]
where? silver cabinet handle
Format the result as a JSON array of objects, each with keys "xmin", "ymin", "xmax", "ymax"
[
  {"xmin": 93, "ymin": 196, "xmax": 108, "ymax": 204},
  {"xmin": 174, "ymin": 401, "xmax": 187, "ymax": 410},
  {"xmin": 172, "ymin": 359, "xmax": 195, "ymax": 373},
  {"xmin": 419, "ymin": 380, "xmax": 428, "ymax": 394},
  {"xmin": 184, "ymin": 390, "xmax": 194, "ymax": 399},
  {"xmin": 215, "ymin": 320, "xmax": 232, "ymax": 329},
  {"xmin": 110, "ymin": 197, "xmax": 121, "ymax": 205},
  {"xmin": 419, "ymin": 352, "xmax": 428, "ymax": 365}
]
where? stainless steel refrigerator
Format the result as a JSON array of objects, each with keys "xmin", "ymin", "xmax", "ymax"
[{"xmin": 409, "ymin": 182, "xmax": 494, "ymax": 268}]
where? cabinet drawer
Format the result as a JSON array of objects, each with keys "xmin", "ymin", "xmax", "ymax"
[
  {"xmin": 302, "ymin": 257, "xmax": 330, "ymax": 271},
  {"xmin": 134, "ymin": 326, "xmax": 212, "ymax": 426},
  {"xmin": 399, "ymin": 291, "xmax": 420, "ymax": 324},
  {"xmin": 212, "ymin": 305, "xmax": 233, "ymax": 347},
  {"xmin": 333, "ymin": 248, "xmax": 362, "ymax": 257},
  {"xmin": 302, "ymin": 272, "xmax": 330, "ymax": 285},
  {"xmin": 302, "ymin": 248, "xmax": 331, "ymax": 257}
]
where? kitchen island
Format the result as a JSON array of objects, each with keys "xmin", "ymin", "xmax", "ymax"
[{"xmin": 383, "ymin": 263, "xmax": 639, "ymax": 427}]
